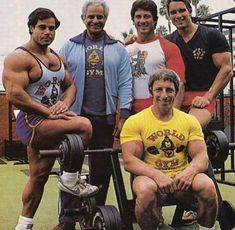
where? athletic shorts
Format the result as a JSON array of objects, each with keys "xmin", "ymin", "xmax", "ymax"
[
  {"xmin": 182, "ymin": 91, "xmax": 216, "ymax": 113},
  {"xmin": 132, "ymin": 97, "xmax": 153, "ymax": 113},
  {"xmin": 16, "ymin": 111, "xmax": 45, "ymax": 146}
]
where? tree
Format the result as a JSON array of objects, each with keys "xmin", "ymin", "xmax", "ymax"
[
  {"xmin": 191, "ymin": 0, "xmax": 201, "ymax": 16},
  {"xmin": 159, "ymin": 0, "xmax": 171, "ymax": 33},
  {"xmin": 121, "ymin": 28, "xmax": 134, "ymax": 39},
  {"xmin": 156, "ymin": 25, "xmax": 168, "ymax": 36},
  {"xmin": 196, "ymin": 4, "xmax": 210, "ymax": 17}
]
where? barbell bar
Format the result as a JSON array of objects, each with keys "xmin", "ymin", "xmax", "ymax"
[
  {"xmin": 39, "ymin": 134, "xmax": 120, "ymax": 166},
  {"xmin": 39, "ymin": 131, "xmax": 233, "ymax": 168}
]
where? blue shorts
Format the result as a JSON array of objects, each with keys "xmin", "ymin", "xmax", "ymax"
[{"xmin": 16, "ymin": 111, "xmax": 45, "ymax": 146}]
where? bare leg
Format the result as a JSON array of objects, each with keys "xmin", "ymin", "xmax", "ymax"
[
  {"xmin": 133, "ymin": 176, "xmax": 161, "ymax": 230},
  {"xmin": 21, "ymin": 147, "xmax": 55, "ymax": 218},
  {"xmin": 16, "ymin": 115, "xmax": 93, "ymax": 229},
  {"xmin": 192, "ymin": 174, "xmax": 218, "ymax": 228}
]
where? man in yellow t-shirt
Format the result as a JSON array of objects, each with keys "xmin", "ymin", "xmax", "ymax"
[{"xmin": 120, "ymin": 68, "xmax": 218, "ymax": 230}]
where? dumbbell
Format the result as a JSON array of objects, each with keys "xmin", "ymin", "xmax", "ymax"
[
  {"xmin": 205, "ymin": 130, "xmax": 234, "ymax": 168},
  {"xmin": 39, "ymin": 134, "xmax": 119, "ymax": 165}
]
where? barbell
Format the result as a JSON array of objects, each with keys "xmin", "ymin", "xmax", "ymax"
[
  {"xmin": 39, "ymin": 134, "xmax": 119, "ymax": 165},
  {"xmin": 39, "ymin": 131, "xmax": 233, "ymax": 168}
]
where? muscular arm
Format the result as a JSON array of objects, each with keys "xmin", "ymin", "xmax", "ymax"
[
  {"xmin": 122, "ymin": 140, "xmax": 153, "ymax": 176},
  {"xmin": 173, "ymin": 139, "xmax": 209, "ymax": 191},
  {"xmin": 3, "ymin": 52, "xmax": 51, "ymax": 117},
  {"xmin": 204, "ymin": 52, "xmax": 233, "ymax": 102}
]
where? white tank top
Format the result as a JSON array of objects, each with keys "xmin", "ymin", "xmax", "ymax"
[{"xmin": 19, "ymin": 47, "xmax": 66, "ymax": 107}]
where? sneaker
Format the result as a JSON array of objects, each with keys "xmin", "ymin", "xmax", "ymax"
[
  {"xmin": 182, "ymin": 210, "xmax": 197, "ymax": 225},
  {"xmin": 53, "ymin": 222, "xmax": 75, "ymax": 230},
  {"xmin": 58, "ymin": 177, "xmax": 99, "ymax": 198}
]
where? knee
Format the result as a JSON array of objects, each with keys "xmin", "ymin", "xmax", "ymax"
[
  {"xmin": 133, "ymin": 178, "xmax": 157, "ymax": 209},
  {"xmin": 194, "ymin": 176, "xmax": 217, "ymax": 203},
  {"xmin": 80, "ymin": 117, "xmax": 92, "ymax": 135},
  {"xmin": 74, "ymin": 117, "xmax": 92, "ymax": 141}
]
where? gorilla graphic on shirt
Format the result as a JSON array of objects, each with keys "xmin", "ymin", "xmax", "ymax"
[{"xmin": 147, "ymin": 135, "xmax": 186, "ymax": 158}]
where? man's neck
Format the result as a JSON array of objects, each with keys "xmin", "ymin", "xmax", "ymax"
[
  {"xmin": 26, "ymin": 40, "xmax": 49, "ymax": 54},
  {"xmin": 86, "ymin": 30, "xmax": 104, "ymax": 40},
  {"xmin": 178, "ymin": 23, "xmax": 198, "ymax": 43},
  {"xmin": 137, "ymin": 32, "xmax": 155, "ymax": 43},
  {"xmin": 151, "ymin": 106, "xmax": 173, "ymax": 122}
]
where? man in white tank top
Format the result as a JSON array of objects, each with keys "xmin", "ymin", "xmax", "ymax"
[{"xmin": 3, "ymin": 8, "xmax": 98, "ymax": 230}]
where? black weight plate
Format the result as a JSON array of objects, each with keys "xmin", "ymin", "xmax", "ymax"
[
  {"xmin": 206, "ymin": 130, "xmax": 229, "ymax": 167},
  {"xmin": 79, "ymin": 197, "xmax": 97, "ymax": 229},
  {"xmin": 92, "ymin": 205, "xmax": 121, "ymax": 230},
  {"xmin": 108, "ymin": 205, "xmax": 122, "ymax": 230}
]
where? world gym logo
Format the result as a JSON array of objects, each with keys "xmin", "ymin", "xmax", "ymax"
[{"xmin": 192, "ymin": 48, "xmax": 206, "ymax": 60}]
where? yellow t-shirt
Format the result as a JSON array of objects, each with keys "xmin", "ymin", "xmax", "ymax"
[{"xmin": 120, "ymin": 107, "xmax": 204, "ymax": 177}]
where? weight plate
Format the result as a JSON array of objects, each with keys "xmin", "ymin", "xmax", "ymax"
[
  {"xmin": 92, "ymin": 205, "xmax": 122, "ymax": 230},
  {"xmin": 206, "ymin": 130, "xmax": 229, "ymax": 168}
]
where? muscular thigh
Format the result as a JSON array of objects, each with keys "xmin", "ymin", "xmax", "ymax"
[{"xmin": 33, "ymin": 115, "xmax": 90, "ymax": 147}]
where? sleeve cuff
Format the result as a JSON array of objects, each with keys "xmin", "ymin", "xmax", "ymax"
[{"xmin": 120, "ymin": 108, "xmax": 131, "ymax": 119}]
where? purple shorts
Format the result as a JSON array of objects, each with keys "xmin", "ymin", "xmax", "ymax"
[{"xmin": 16, "ymin": 111, "xmax": 45, "ymax": 146}]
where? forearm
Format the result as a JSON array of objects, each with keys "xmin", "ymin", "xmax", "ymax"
[
  {"xmin": 61, "ymin": 84, "xmax": 76, "ymax": 108},
  {"xmin": 187, "ymin": 152, "xmax": 209, "ymax": 175},
  {"xmin": 205, "ymin": 66, "xmax": 233, "ymax": 101},
  {"xmin": 7, "ymin": 87, "xmax": 50, "ymax": 117},
  {"xmin": 123, "ymin": 154, "xmax": 161, "ymax": 180}
]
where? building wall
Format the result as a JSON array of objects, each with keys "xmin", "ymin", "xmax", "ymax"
[{"xmin": 0, "ymin": 92, "xmax": 20, "ymax": 156}]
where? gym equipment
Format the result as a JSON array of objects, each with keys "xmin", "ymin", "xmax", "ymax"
[
  {"xmin": 40, "ymin": 131, "xmax": 232, "ymax": 168},
  {"xmin": 39, "ymin": 134, "xmax": 235, "ymax": 229},
  {"xmin": 221, "ymin": 200, "xmax": 235, "ymax": 229},
  {"xmin": 206, "ymin": 130, "xmax": 232, "ymax": 168},
  {"xmin": 39, "ymin": 134, "xmax": 116, "ymax": 164},
  {"xmin": 92, "ymin": 205, "xmax": 122, "ymax": 230}
]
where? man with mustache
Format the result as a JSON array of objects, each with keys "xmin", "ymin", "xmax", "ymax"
[
  {"xmin": 121, "ymin": 68, "xmax": 218, "ymax": 230},
  {"xmin": 2, "ymin": 8, "xmax": 98, "ymax": 230}
]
